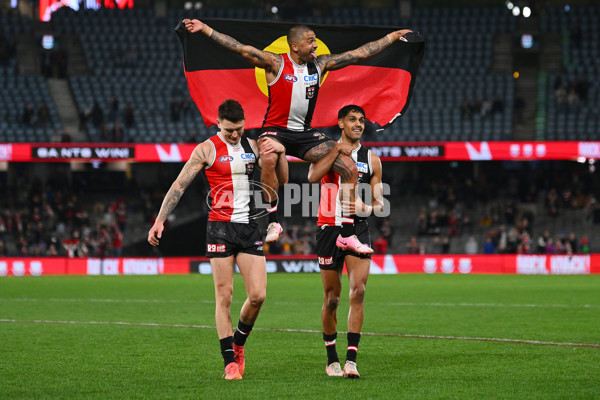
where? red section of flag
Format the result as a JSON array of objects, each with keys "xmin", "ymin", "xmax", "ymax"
[
  {"xmin": 318, "ymin": 66, "xmax": 411, "ymax": 128},
  {"xmin": 184, "ymin": 65, "xmax": 410, "ymax": 129},
  {"xmin": 184, "ymin": 68, "xmax": 265, "ymax": 128}
]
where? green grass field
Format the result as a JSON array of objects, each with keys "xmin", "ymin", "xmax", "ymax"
[{"xmin": 1, "ymin": 274, "xmax": 599, "ymax": 399}]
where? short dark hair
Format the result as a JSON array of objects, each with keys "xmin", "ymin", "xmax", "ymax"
[
  {"xmin": 218, "ymin": 99, "xmax": 245, "ymax": 123},
  {"xmin": 287, "ymin": 25, "xmax": 313, "ymax": 46},
  {"xmin": 338, "ymin": 104, "xmax": 366, "ymax": 120}
]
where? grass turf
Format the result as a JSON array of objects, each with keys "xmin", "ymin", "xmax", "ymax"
[{"xmin": 1, "ymin": 274, "xmax": 599, "ymax": 399}]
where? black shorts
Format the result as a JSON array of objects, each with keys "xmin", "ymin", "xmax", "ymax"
[
  {"xmin": 205, "ymin": 221, "xmax": 264, "ymax": 258},
  {"xmin": 316, "ymin": 220, "xmax": 371, "ymax": 271},
  {"xmin": 259, "ymin": 127, "xmax": 333, "ymax": 160}
]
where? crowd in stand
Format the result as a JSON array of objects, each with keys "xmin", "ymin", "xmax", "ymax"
[
  {"xmin": 79, "ymin": 93, "xmax": 136, "ymax": 142},
  {"xmin": 0, "ymin": 177, "xmax": 128, "ymax": 258},
  {"xmin": 407, "ymin": 164, "xmax": 597, "ymax": 255},
  {"xmin": 554, "ymin": 76, "xmax": 589, "ymax": 111},
  {"xmin": 21, "ymin": 101, "xmax": 51, "ymax": 128},
  {"xmin": 1, "ymin": 160, "xmax": 597, "ymax": 257},
  {"xmin": 460, "ymin": 96, "xmax": 505, "ymax": 119}
]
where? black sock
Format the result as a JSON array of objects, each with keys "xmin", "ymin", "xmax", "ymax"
[
  {"xmin": 346, "ymin": 332, "xmax": 361, "ymax": 363},
  {"xmin": 340, "ymin": 222, "xmax": 355, "ymax": 238},
  {"xmin": 323, "ymin": 332, "xmax": 340, "ymax": 365},
  {"xmin": 233, "ymin": 320, "xmax": 253, "ymax": 347},
  {"xmin": 219, "ymin": 336, "xmax": 236, "ymax": 367},
  {"xmin": 267, "ymin": 200, "xmax": 278, "ymax": 224}
]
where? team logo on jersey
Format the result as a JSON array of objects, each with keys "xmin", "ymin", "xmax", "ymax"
[
  {"xmin": 356, "ymin": 162, "xmax": 368, "ymax": 173},
  {"xmin": 245, "ymin": 163, "xmax": 255, "ymax": 175},
  {"xmin": 219, "ymin": 155, "xmax": 234, "ymax": 163},
  {"xmin": 312, "ymin": 132, "xmax": 327, "ymax": 140},
  {"xmin": 207, "ymin": 244, "xmax": 226, "ymax": 253},
  {"xmin": 306, "ymin": 86, "xmax": 315, "ymax": 99},
  {"xmin": 284, "ymin": 74, "xmax": 298, "ymax": 83},
  {"xmin": 241, "ymin": 153, "xmax": 256, "ymax": 160},
  {"xmin": 254, "ymin": 241, "xmax": 263, "ymax": 246}
]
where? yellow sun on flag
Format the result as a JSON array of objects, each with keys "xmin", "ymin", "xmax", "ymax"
[{"xmin": 255, "ymin": 36, "xmax": 331, "ymax": 97}]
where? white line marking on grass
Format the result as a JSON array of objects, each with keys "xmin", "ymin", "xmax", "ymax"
[
  {"xmin": 0, "ymin": 298, "xmax": 213, "ymax": 304},
  {"xmin": 1, "ymin": 318, "xmax": 599, "ymax": 349},
  {"xmin": 1, "ymin": 298, "xmax": 597, "ymax": 309},
  {"xmin": 386, "ymin": 302, "xmax": 598, "ymax": 308}
]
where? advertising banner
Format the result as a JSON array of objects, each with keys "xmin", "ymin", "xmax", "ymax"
[
  {"xmin": 1, "ymin": 255, "xmax": 598, "ymax": 276},
  {"xmin": 0, "ymin": 141, "xmax": 597, "ymax": 162}
]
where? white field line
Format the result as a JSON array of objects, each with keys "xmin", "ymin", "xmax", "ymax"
[
  {"xmin": 0, "ymin": 297, "xmax": 598, "ymax": 309},
  {"xmin": 0, "ymin": 318, "xmax": 599, "ymax": 349}
]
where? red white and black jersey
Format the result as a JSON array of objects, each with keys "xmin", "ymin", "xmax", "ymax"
[
  {"xmin": 317, "ymin": 144, "xmax": 373, "ymax": 226},
  {"xmin": 204, "ymin": 133, "xmax": 258, "ymax": 223},
  {"xmin": 262, "ymin": 53, "xmax": 322, "ymax": 132}
]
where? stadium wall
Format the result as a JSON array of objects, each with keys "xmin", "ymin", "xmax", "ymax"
[{"xmin": 1, "ymin": 254, "xmax": 599, "ymax": 276}]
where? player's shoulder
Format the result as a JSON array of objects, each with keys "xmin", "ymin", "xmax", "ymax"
[
  {"xmin": 193, "ymin": 138, "xmax": 216, "ymax": 158},
  {"xmin": 359, "ymin": 143, "xmax": 375, "ymax": 157},
  {"xmin": 364, "ymin": 146, "xmax": 381, "ymax": 166}
]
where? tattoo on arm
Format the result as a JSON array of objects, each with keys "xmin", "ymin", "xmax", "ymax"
[
  {"xmin": 211, "ymin": 31, "xmax": 279, "ymax": 71},
  {"xmin": 157, "ymin": 148, "xmax": 205, "ymax": 221},
  {"xmin": 319, "ymin": 37, "xmax": 388, "ymax": 71},
  {"xmin": 302, "ymin": 141, "xmax": 335, "ymax": 163},
  {"xmin": 198, "ymin": 147, "xmax": 209, "ymax": 164},
  {"xmin": 332, "ymin": 156, "xmax": 353, "ymax": 182},
  {"xmin": 158, "ymin": 189, "xmax": 182, "ymax": 221},
  {"xmin": 211, "ymin": 31, "xmax": 242, "ymax": 51}
]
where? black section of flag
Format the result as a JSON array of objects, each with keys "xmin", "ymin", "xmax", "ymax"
[{"xmin": 175, "ymin": 19, "xmax": 424, "ymax": 71}]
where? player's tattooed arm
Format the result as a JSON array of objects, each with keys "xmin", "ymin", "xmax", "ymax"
[
  {"xmin": 149, "ymin": 142, "xmax": 212, "ymax": 246},
  {"xmin": 307, "ymin": 142, "xmax": 352, "ymax": 183},
  {"xmin": 212, "ymin": 31, "xmax": 281, "ymax": 73},
  {"xmin": 331, "ymin": 155, "xmax": 355, "ymax": 182},
  {"xmin": 318, "ymin": 29, "xmax": 412, "ymax": 72},
  {"xmin": 182, "ymin": 19, "xmax": 281, "ymax": 74},
  {"xmin": 155, "ymin": 142, "xmax": 212, "ymax": 222},
  {"xmin": 303, "ymin": 141, "xmax": 336, "ymax": 163}
]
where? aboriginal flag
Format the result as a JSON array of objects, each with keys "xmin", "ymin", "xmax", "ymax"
[{"xmin": 176, "ymin": 19, "xmax": 424, "ymax": 130}]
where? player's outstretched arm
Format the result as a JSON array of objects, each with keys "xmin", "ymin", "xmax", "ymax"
[
  {"xmin": 182, "ymin": 19, "xmax": 281, "ymax": 75},
  {"xmin": 317, "ymin": 29, "xmax": 412, "ymax": 72},
  {"xmin": 148, "ymin": 141, "xmax": 213, "ymax": 246},
  {"xmin": 307, "ymin": 142, "xmax": 352, "ymax": 183}
]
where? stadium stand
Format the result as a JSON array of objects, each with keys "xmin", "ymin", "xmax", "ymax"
[
  {"xmin": 0, "ymin": 12, "xmax": 62, "ymax": 142},
  {"xmin": 2, "ymin": 4, "xmax": 599, "ymax": 142},
  {"xmin": 539, "ymin": 5, "xmax": 599, "ymax": 141},
  {"xmin": 51, "ymin": 8, "xmax": 208, "ymax": 143}
]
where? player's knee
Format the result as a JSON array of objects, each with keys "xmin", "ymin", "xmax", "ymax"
[
  {"xmin": 325, "ymin": 292, "xmax": 340, "ymax": 312},
  {"xmin": 215, "ymin": 286, "xmax": 233, "ymax": 308},
  {"xmin": 249, "ymin": 290, "xmax": 266, "ymax": 308},
  {"xmin": 261, "ymin": 152, "xmax": 278, "ymax": 169},
  {"xmin": 349, "ymin": 285, "xmax": 366, "ymax": 303}
]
